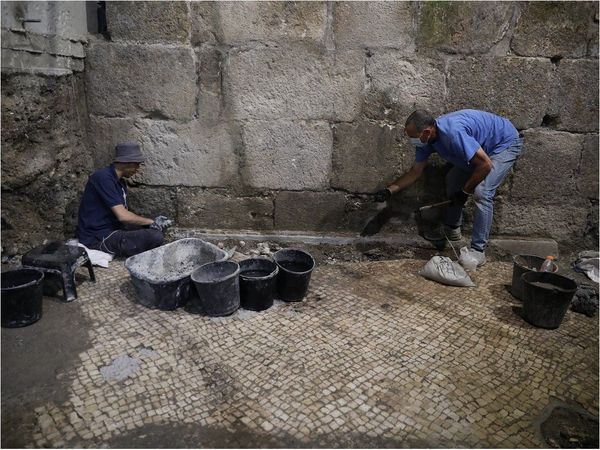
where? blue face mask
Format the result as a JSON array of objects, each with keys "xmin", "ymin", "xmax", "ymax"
[{"xmin": 409, "ymin": 137, "xmax": 427, "ymax": 148}]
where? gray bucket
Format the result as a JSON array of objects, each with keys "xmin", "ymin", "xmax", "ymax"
[
  {"xmin": 511, "ymin": 255, "xmax": 558, "ymax": 300},
  {"xmin": 190, "ymin": 261, "xmax": 240, "ymax": 317}
]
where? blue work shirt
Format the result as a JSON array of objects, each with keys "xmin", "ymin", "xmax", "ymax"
[
  {"xmin": 415, "ymin": 109, "xmax": 518, "ymax": 171},
  {"xmin": 76, "ymin": 165, "xmax": 128, "ymax": 247}
]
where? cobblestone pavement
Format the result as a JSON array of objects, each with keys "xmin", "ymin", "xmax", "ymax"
[{"xmin": 20, "ymin": 259, "xmax": 600, "ymax": 447}]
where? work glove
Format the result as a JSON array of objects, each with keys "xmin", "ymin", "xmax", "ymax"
[
  {"xmin": 373, "ymin": 188, "xmax": 392, "ymax": 203},
  {"xmin": 450, "ymin": 190, "xmax": 470, "ymax": 205},
  {"xmin": 150, "ymin": 215, "xmax": 173, "ymax": 232}
]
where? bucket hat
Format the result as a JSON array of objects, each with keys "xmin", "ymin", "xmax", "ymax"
[{"xmin": 114, "ymin": 142, "xmax": 145, "ymax": 163}]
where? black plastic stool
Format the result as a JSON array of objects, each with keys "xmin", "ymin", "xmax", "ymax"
[{"xmin": 22, "ymin": 241, "xmax": 96, "ymax": 302}]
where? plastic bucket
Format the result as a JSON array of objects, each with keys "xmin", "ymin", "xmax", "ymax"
[
  {"xmin": 273, "ymin": 249, "xmax": 315, "ymax": 302},
  {"xmin": 239, "ymin": 258, "xmax": 279, "ymax": 312},
  {"xmin": 190, "ymin": 261, "xmax": 240, "ymax": 317},
  {"xmin": 521, "ymin": 272, "xmax": 577, "ymax": 329},
  {"xmin": 1, "ymin": 269, "xmax": 45, "ymax": 328},
  {"xmin": 511, "ymin": 255, "xmax": 558, "ymax": 300}
]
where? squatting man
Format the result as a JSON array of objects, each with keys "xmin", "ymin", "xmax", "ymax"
[
  {"xmin": 76, "ymin": 142, "xmax": 173, "ymax": 257},
  {"xmin": 373, "ymin": 109, "xmax": 524, "ymax": 267}
]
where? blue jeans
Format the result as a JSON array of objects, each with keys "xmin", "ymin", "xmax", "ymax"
[{"xmin": 444, "ymin": 136, "xmax": 524, "ymax": 252}]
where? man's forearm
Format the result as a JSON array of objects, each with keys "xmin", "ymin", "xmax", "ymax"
[
  {"xmin": 387, "ymin": 170, "xmax": 421, "ymax": 194},
  {"xmin": 463, "ymin": 165, "xmax": 491, "ymax": 194},
  {"xmin": 118, "ymin": 209, "xmax": 153, "ymax": 226}
]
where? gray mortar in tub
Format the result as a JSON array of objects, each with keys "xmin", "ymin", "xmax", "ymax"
[{"xmin": 125, "ymin": 239, "xmax": 228, "ymax": 283}]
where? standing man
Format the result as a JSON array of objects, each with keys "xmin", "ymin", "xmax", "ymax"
[
  {"xmin": 373, "ymin": 109, "xmax": 523, "ymax": 267},
  {"xmin": 76, "ymin": 142, "xmax": 172, "ymax": 257}
]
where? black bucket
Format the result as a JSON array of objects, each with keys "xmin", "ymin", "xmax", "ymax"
[
  {"xmin": 521, "ymin": 272, "xmax": 577, "ymax": 329},
  {"xmin": 190, "ymin": 261, "xmax": 240, "ymax": 317},
  {"xmin": 273, "ymin": 248, "xmax": 315, "ymax": 302},
  {"xmin": 1, "ymin": 269, "xmax": 45, "ymax": 328},
  {"xmin": 511, "ymin": 255, "xmax": 558, "ymax": 300},
  {"xmin": 239, "ymin": 258, "xmax": 279, "ymax": 312}
]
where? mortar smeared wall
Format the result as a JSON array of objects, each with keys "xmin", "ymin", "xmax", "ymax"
[{"xmin": 2, "ymin": 1, "xmax": 598, "ymax": 255}]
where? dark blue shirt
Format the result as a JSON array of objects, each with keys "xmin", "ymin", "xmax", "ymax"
[
  {"xmin": 415, "ymin": 109, "xmax": 518, "ymax": 171},
  {"xmin": 76, "ymin": 165, "xmax": 128, "ymax": 246}
]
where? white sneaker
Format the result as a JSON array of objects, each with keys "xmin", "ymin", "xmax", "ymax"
[{"xmin": 458, "ymin": 247, "xmax": 486, "ymax": 271}]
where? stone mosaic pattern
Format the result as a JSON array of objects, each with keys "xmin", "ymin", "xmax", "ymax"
[{"xmin": 31, "ymin": 260, "xmax": 598, "ymax": 447}]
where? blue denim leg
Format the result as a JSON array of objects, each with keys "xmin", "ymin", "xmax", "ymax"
[{"xmin": 470, "ymin": 137, "xmax": 524, "ymax": 251}]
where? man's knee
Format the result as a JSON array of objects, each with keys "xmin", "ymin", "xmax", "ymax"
[
  {"xmin": 147, "ymin": 229, "xmax": 164, "ymax": 249},
  {"xmin": 473, "ymin": 185, "xmax": 494, "ymax": 204}
]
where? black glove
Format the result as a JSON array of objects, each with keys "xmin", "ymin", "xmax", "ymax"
[
  {"xmin": 450, "ymin": 190, "xmax": 470, "ymax": 205},
  {"xmin": 373, "ymin": 188, "xmax": 392, "ymax": 203},
  {"xmin": 150, "ymin": 215, "xmax": 173, "ymax": 232}
]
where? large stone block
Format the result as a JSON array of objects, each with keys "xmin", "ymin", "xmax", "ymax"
[
  {"xmin": 87, "ymin": 116, "xmax": 138, "ymax": 168},
  {"xmin": 241, "ymin": 120, "xmax": 332, "ymax": 190},
  {"xmin": 550, "ymin": 60, "xmax": 599, "ymax": 133},
  {"xmin": 447, "ymin": 57, "xmax": 553, "ymax": 130},
  {"xmin": 191, "ymin": 1, "xmax": 327, "ymax": 46},
  {"xmin": 333, "ymin": 1, "xmax": 415, "ymax": 50},
  {"xmin": 225, "ymin": 45, "xmax": 363, "ymax": 121},
  {"xmin": 511, "ymin": 2, "xmax": 595, "ymax": 58},
  {"xmin": 331, "ymin": 121, "xmax": 403, "ymax": 192},
  {"xmin": 496, "ymin": 201, "xmax": 589, "ymax": 244},
  {"xmin": 578, "ymin": 134, "xmax": 599, "ymax": 199},
  {"xmin": 275, "ymin": 191, "xmax": 347, "ymax": 231},
  {"xmin": 511, "ymin": 129, "xmax": 582, "ymax": 201},
  {"xmin": 127, "ymin": 186, "xmax": 177, "ymax": 220},
  {"xmin": 195, "ymin": 46, "xmax": 224, "ymax": 123},
  {"xmin": 416, "ymin": 1, "xmax": 515, "ymax": 55},
  {"xmin": 364, "ymin": 52, "xmax": 445, "ymax": 123},
  {"xmin": 134, "ymin": 120, "xmax": 240, "ymax": 188},
  {"xmin": 85, "ymin": 42, "xmax": 196, "ymax": 120},
  {"xmin": 86, "ymin": 118, "xmax": 240, "ymax": 187},
  {"xmin": 106, "ymin": 1, "xmax": 190, "ymax": 44},
  {"xmin": 177, "ymin": 189, "xmax": 273, "ymax": 230}
]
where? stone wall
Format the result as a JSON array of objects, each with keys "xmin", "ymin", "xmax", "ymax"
[
  {"xmin": 2, "ymin": 1, "xmax": 598, "ymax": 254},
  {"xmin": 1, "ymin": 1, "xmax": 92, "ymax": 254}
]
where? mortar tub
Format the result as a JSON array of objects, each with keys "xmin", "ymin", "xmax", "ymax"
[
  {"xmin": 511, "ymin": 255, "xmax": 558, "ymax": 300},
  {"xmin": 273, "ymin": 248, "xmax": 315, "ymax": 302},
  {"xmin": 239, "ymin": 257, "xmax": 279, "ymax": 311},
  {"xmin": 124, "ymin": 238, "xmax": 228, "ymax": 310},
  {"xmin": 1, "ymin": 268, "xmax": 45, "ymax": 328}
]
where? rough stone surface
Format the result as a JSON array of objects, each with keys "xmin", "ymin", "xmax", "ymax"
[
  {"xmin": 364, "ymin": 53, "xmax": 446, "ymax": 124},
  {"xmin": 127, "ymin": 186, "xmax": 178, "ymax": 221},
  {"xmin": 87, "ymin": 116, "xmax": 138, "ymax": 168},
  {"xmin": 578, "ymin": 134, "xmax": 599, "ymax": 199},
  {"xmin": 274, "ymin": 191, "xmax": 346, "ymax": 231},
  {"xmin": 106, "ymin": 1, "xmax": 190, "ymax": 44},
  {"xmin": 1, "ymin": 73, "xmax": 91, "ymax": 254},
  {"xmin": 177, "ymin": 189, "xmax": 273, "ymax": 230},
  {"xmin": 496, "ymin": 201, "xmax": 590, "ymax": 244},
  {"xmin": 331, "ymin": 121, "xmax": 402, "ymax": 192},
  {"xmin": 225, "ymin": 45, "xmax": 363, "ymax": 121},
  {"xmin": 487, "ymin": 238, "xmax": 559, "ymax": 260},
  {"xmin": 511, "ymin": 2, "xmax": 596, "ymax": 58},
  {"xmin": 416, "ymin": 1, "xmax": 515, "ymax": 55},
  {"xmin": 511, "ymin": 129, "xmax": 582, "ymax": 201},
  {"xmin": 447, "ymin": 57, "xmax": 554, "ymax": 130},
  {"xmin": 333, "ymin": 1, "xmax": 415, "ymax": 50},
  {"xmin": 195, "ymin": 46, "xmax": 225, "ymax": 124},
  {"xmin": 550, "ymin": 59, "xmax": 599, "ymax": 133},
  {"xmin": 135, "ymin": 119, "xmax": 240, "ymax": 188},
  {"xmin": 85, "ymin": 42, "xmax": 196, "ymax": 120},
  {"xmin": 241, "ymin": 120, "xmax": 332, "ymax": 190},
  {"xmin": 191, "ymin": 1, "xmax": 327, "ymax": 46}
]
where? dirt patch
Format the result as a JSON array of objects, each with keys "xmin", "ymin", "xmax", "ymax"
[{"xmin": 1, "ymin": 292, "xmax": 92, "ymax": 448}]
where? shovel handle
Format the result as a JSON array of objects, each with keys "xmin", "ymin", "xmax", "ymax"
[{"xmin": 417, "ymin": 200, "xmax": 452, "ymax": 211}]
